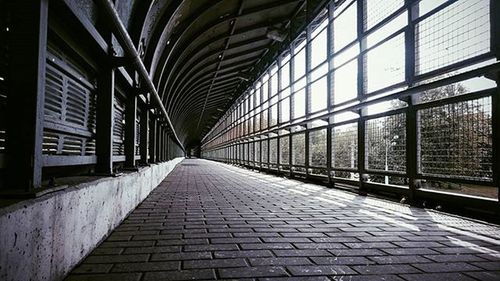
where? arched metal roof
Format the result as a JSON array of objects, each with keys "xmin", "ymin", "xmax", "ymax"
[{"xmin": 115, "ymin": 0, "xmax": 308, "ymax": 148}]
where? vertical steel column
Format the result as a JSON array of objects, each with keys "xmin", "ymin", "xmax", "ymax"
[
  {"xmin": 327, "ymin": 1, "xmax": 334, "ymax": 186},
  {"xmin": 493, "ymin": 75, "xmax": 499, "ymax": 210},
  {"xmin": 140, "ymin": 105, "xmax": 149, "ymax": 164},
  {"xmin": 124, "ymin": 92, "xmax": 137, "ymax": 168},
  {"xmin": 149, "ymin": 115, "xmax": 157, "ymax": 163},
  {"xmin": 159, "ymin": 127, "xmax": 164, "ymax": 162},
  {"xmin": 305, "ymin": 24, "xmax": 312, "ymax": 178},
  {"xmin": 491, "ymin": 0, "xmax": 500, "ymax": 209},
  {"xmin": 155, "ymin": 122, "xmax": 162, "ymax": 162},
  {"xmin": 166, "ymin": 134, "xmax": 170, "ymax": 160},
  {"xmin": 5, "ymin": 0, "xmax": 48, "ymax": 190},
  {"xmin": 405, "ymin": 0, "xmax": 418, "ymax": 201},
  {"xmin": 357, "ymin": 0, "xmax": 368, "ymax": 195},
  {"xmin": 96, "ymin": 65, "xmax": 115, "ymax": 174}
]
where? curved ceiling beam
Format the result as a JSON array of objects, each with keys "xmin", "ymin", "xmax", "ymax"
[
  {"xmin": 160, "ymin": 19, "xmax": 281, "ymax": 102},
  {"xmin": 165, "ymin": 43, "xmax": 268, "ymax": 103},
  {"xmin": 166, "ymin": 52, "xmax": 263, "ymax": 113},
  {"xmin": 168, "ymin": 64, "xmax": 255, "ymax": 117},
  {"xmin": 173, "ymin": 81, "xmax": 241, "ymax": 121},
  {"xmin": 155, "ymin": 1, "xmax": 299, "ymax": 103},
  {"xmin": 146, "ymin": 0, "xmax": 224, "ymax": 77},
  {"xmin": 161, "ymin": 17, "xmax": 289, "ymax": 114},
  {"xmin": 141, "ymin": 0, "xmax": 183, "ymax": 69},
  {"xmin": 163, "ymin": 36, "xmax": 269, "ymax": 103},
  {"xmin": 171, "ymin": 77, "xmax": 243, "ymax": 120}
]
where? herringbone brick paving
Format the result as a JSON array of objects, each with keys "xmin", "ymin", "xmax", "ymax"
[{"xmin": 66, "ymin": 159, "xmax": 500, "ymax": 280}]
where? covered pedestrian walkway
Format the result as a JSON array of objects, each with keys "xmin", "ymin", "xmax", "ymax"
[{"xmin": 67, "ymin": 159, "xmax": 500, "ymax": 281}]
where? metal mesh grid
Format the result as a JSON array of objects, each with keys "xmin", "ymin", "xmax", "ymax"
[
  {"xmin": 270, "ymin": 138, "xmax": 278, "ymax": 164},
  {"xmin": 292, "ymin": 133, "xmax": 305, "ymax": 165},
  {"xmin": 366, "ymin": 113, "xmax": 406, "ymax": 172},
  {"xmin": 270, "ymin": 104, "xmax": 278, "ymax": 127},
  {"xmin": 243, "ymin": 143, "xmax": 248, "ymax": 162},
  {"xmin": 262, "ymin": 139, "xmax": 268, "ymax": 163},
  {"xmin": 309, "ymin": 129, "xmax": 327, "ymax": 167},
  {"xmin": 254, "ymin": 141, "xmax": 260, "ymax": 162},
  {"xmin": 418, "ymin": 97, "xmax": 492, "ymax": 180},
  {"xmin": 248, "ymin": 143, "xmax": 253, "ymax": 163},
  {"xmin": 280, "ymin": 136, "xmax": 290, "ymax": 165},
  {"xmin": 365, "ymin": 0, "xmax": 404, "ymax": 30},
  {"xmin": 415, "ymin": 0, "xmax": 490, "ymax": 75},
  {"xmin": 332, "ymin": 123, "xmax": 358, "ymax": 169}
]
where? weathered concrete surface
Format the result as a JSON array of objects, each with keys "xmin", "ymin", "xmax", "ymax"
[{"xmin": 0, "ymin": 158, "xmax": 183, "ymax": 281}]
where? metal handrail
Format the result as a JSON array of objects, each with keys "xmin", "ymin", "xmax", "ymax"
[{"xmin": 98, "ymin": 0, "xmax": 185, "ymax": 152}]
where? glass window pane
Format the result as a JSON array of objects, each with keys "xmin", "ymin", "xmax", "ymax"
[
  {"xmin": 310, "ymin": 76, "xmax": 328, "ymax": 113},
  {"xmin": 255, "ymin": 87, "xmax": 261, "ymax": 105},
  {"xmin": 332, "ymin": 123, "xmax": 358, "ymax": 169},
  {"xmin": 280, "ymin": 97, "xmax": 290, "ymax": 123},
  {"xmin": 311, "ymin": 63, "xmax": 328, "ymax": 81},
  {"xmin": 262, "ymin": 82, "xmax": 268, "ymax": 101},
  {"xmin": 366, "ymin": 34, "xmax": 405, "ymax": 93},
  {"xmin": 415, "ymin": 0, "xmax": 490, "ymax": 75},
  {"xmin": 365, "ymin": 0, "xmax": 404, "ymax": 30},
  {"xmin": 293, "ymin": 89, "xmax": 306, "ymax": 118},
  {"xmin": 293, "ymin": 47, "xmax": 306, "ymax": 80},
  {"xmin": 366, "ymin": 11, "xmax": 407, "ymax": 48},
  {"xmin": 271, "ymin": 74, "xmax": 278, "ymax": 96},
  {"xmin": 366, "ymin": 113, "xmax": 406, "ymax": 172},
  {"xmin": 333, "ymin": 60, "xmax": 357, "ymax": 104},
  {"xmin": 292, "ymin": 133, "xmax": 305, "ymax": 165},
  {"xmin": 270, "ymin": 104, "xmax": 278, "ymax": 127},
  {"xmin": 333, "ymin": 1, "xmax": 357, "ymax": 51},
  {"xmin": 280, "ymin": 136, "xmax": 289, "ymax": 164},
  {"xmin": 311, "ymin": 28, "xmax": 328, "ymax": 69},
  {"xmin": 280, "ymin": 62, "xmax": 290, "ymax": 89},
  {"xmin": 309, "ymin": 129, "xmax": 327, "ymax": 167}
]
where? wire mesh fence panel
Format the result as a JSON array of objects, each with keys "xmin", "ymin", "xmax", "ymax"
[
  {"xmin": 418, "ymin": 96, "xmax": 493, "ymax": 181},
  {"xmin": 270, "ymin": 138, "xmax": 278, "ymax": 164},
  {"xmin": 309, "ymin": 129, "xmax": 327, "ymax": 167},
  {"xmin": 415, "ymin": 0, "xmax": 490, "ymax": 75},
  {"xmin": 292, "ymin": 133, "xmax": 305, "ymax": 166},
  {"xmin": 280, "ymin": 136, "xmax": 290, "ymax": 165},
  {"xmin": 331, "ymin": 123, "xmax": 358, "ymax": 169},
  {"xmin": 365, "ymin": 113, "xmax": 406, "ymax": 172}
]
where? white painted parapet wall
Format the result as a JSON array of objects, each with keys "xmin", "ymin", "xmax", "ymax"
[{"xmin": 0, "ymin": 157, "xmax": 184, "ymax": 281}]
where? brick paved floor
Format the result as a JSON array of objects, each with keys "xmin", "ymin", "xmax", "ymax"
[{"xmin": 66, "ymin": 159, "xmax": 500, "ymax": 281}]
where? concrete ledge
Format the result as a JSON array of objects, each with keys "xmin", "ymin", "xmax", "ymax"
[{"xmin": 0, "ymin": 157, "xmax": 184, "ymax": 281}]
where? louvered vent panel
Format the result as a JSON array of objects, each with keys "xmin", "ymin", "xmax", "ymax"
[
  {"xmin": 42, "ymin": 132, "xmax": 59, "ymax": 154},
  {"xmin": 62, "ymin": 136, "xmax": 83, "ymax": 155},
  {"xmin": 44, "ymin": 65, "xmax": 64, "ymax": 121},
  {"xmin": 113, "ymin": 95, "xmax": 125, "ymax": 156},
  {"xmin": 85, "ymin": 138, "xmax": 96, "ymax": 155},
  {"xmin": 42, "ymin": 43, "xmax": 97, "ymax": 164},
  {"xmin": 66, "ymin": 80, "xmax": 88, "ymax": 127},
  {"xmin": 136, "ymin": 114, "xmax": 140, "ymax": 155}
]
